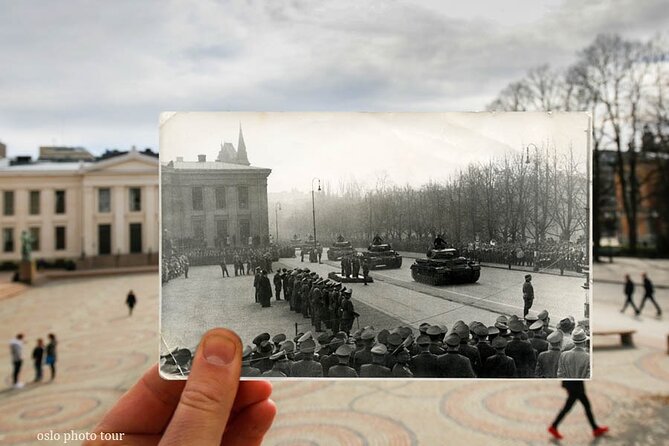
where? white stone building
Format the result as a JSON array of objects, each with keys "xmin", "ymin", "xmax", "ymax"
[{"xmin": 0, "ymin": 149, "xmax": 159, "ymax": 265}]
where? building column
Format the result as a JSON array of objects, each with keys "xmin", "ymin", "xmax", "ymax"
[
  {"xmin": 204, "ymin": 187, "xmax": 215, "ymax": 248},
  {"xmin": 113, "ymin": 186, "xmax": 125, "ymax": 254},
  {"xmin": 82, "ymin": 186, "xmax": 95, "ymax": 256},
  {"xmin": 41, "ymin": 188, "xmax": 54, "ymax": 257},
  {"xmin": 145, "ymin": 185, "xmax": 156, "ymax": 253}
]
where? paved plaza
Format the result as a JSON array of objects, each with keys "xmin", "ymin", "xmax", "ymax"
[{"xmin": 1, "ymin": 258, "xmax": 668, "ymax": 445}]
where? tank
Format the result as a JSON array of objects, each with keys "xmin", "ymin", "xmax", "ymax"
[
  {"xmin": 327, "ymin": 240, "xmax": 356, "ymax": 260},
  {"xmin": 362, "ymin": 242, "xmax": 402, "ymax": 269},
  {"xmin": 410, "ymin": 247, "xmax": 480, "ymax": 285}
]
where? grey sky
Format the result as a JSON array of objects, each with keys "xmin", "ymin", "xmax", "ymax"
[
  {"xmin": 161, "ymin": 112, "xmax": 589, "ymax": 192},
  {"xmin": 1, "ymin": 0, "xmax": 666, "ymax": 161}
]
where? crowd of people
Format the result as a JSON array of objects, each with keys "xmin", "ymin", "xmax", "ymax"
[
  {"xmin": 235, "ymin": 308, "xmax": 589, "ymax": 379},
  {"xmin": 9, "ymin": 333, "xmax": 57, "ymax": 388}
]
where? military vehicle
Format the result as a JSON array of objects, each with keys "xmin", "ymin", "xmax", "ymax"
[
  {"xmin": 362, "ymin": 242, "xmax": 402, "ymax": 269},
  {"xmin": 327, "ymin": 239, "xmax": 356, "ymax": 261},
  {"xmin": 410, "ymin": 247, "xmax": 480, "ymax": 285}
]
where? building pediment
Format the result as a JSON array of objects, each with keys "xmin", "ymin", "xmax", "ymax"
[{"xmin": 84, "ymin": 151, "xmax": 159, "ymax": 175}]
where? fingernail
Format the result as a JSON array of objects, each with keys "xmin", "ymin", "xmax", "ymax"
[{"xmin": 204, "ymin": 334, "xmax": 236, "ymax": 366}]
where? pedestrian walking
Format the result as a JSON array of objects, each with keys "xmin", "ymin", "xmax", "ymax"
[
  {"xmin": 522, "ymin": 274, "xmax": 534, "ymax": 317},
  {"xmin": 621, "ymin": 274, "xmax": 639, "ymax": 315},
  {"xmin": 638, "ymin": 273, "xmax": 662, "ymax": 317},
  {"xmin": 45, "ymin": 333, "xmax": 57, "ymax": 381},
  {"xmin": 548, "ymin": 381, "xmax": 609, "ymax": 440},
  {"xmin": 220, "ymin": 259, "xmax": 230, "ymax": 278},
  {"xmin": 126, "ymin": 290, "xmax": 137, "ymax": 316},
  {"xmin": 32, "ymin": 338, "xmax": 44, "ymax": 382},
  {"xmin": 9, "ymin": 333, "xmax": 24, "ymax": 388}
]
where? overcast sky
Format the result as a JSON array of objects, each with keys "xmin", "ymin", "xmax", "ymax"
[
  {"xmin": 1, "ymin": 0, "xmax": 667, "ymax": 166},
  {"xmin": 161, "ymin": 112, "xmax": 589, "ymax": 192}
]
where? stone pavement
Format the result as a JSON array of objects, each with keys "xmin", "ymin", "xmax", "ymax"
[{"xmin": 0, "ymin": 259, "xmax": 667, "ymax": 445}]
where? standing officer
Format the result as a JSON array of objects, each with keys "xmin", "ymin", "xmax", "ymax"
[
  {"xmin": 241, "ymin": 346, "xmax": 262, "ymax": 377},
  {"xmin": 362, "ymin": 258, "xmax": 370, "ymax": 285},
  {"xmin": 290, "ymin": 339, "xmax": 323, "ymax": 377},
  {"xmin": 522, "ymin": 274, "xmax": 534, "ymax": 317},
  {"xmin": 453, "ymin": 321, "xmax": 481, "ymax": 377},
  {"xmin": 410, "ymin": 335, "xmax": 438, "ymax": 378},
  {"xmin": 273, "ymin": 270, "xmax": 283, "ymax": 300},
  {"xmin": 535, "ymin": 330, "xmax": 563, "ymax": 378},
  {"xmin": 339, "ymin": 289, "xmax": 355, "ymax": 334},
  {"xmin": 528, "ymin": 320, "xmax": 549, "ymax": 356},
  {"xmin": 353, "ymin": 330, "xmax": 375, "ymax": 372},
  {"xmin": 437, "ymin": 333, "xmax": 475, "ymax": 378},
  {"xmin": 351, "ymin": 255, "xmax": 361, "ymax": 278},
  {"xmin": 360, "ymin": 344, "xmax": 392, "ymax": 377},
  {"xmin": 310, "ymin": 281, "xmax": 324, "ymax": 332},
  {"xmin": 485, "ymin": 337, "xmax": 516, "ymax": 378},
  {"xmin": 471, "ymin": 324, "xmax": 495, "ymax": 378},
  {"xmin": 505, "ymin": 320, "xmax": 536, "ymax": 377},
  {"xmin": 328, "ymin": 345, "xmax": 358, "ymax": 378}
]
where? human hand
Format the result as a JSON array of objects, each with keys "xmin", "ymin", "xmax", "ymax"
[{"xmin": 86, "ymin": 328, "xmax": 276, "ymax": 445}]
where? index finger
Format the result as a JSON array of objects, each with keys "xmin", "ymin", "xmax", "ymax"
[{"xmin": 93, "ymin": 364, "xmax": 186, "ymax": 434}]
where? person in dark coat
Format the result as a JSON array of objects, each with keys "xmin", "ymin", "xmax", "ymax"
[
  {"xmin": 437, "ymin": 334, "xmax": 475, "ymax": 378},
  {"xmin": 426, "ymin": 325, "xmax": 446, "ymax": 355},
  {"xmin": 32, "ymin": 338, "xmax": 44, "ymax": 382},
  {"xmin": 453, "ymin": 322, "xmax": 481, "ymax": 377},
  {"xmin": 472, "ymin": 324, "xmax": 495, "ymax": 378},
  {"xmin": 290, "ymin": 340, "xmax": 323, "ymax": 377},
  {"xmin": 522, "ymin": 274, "xmax": 534, "ymax": 317},
  {"xmin": 485, "ymin": 336, "xmax": 516, "ymax": 378},
  {"xmin": 339, "ymin": 289, "xmax": 355, "ymax": 334},
  {"xmin": 362, "ymin": 258, "xmax": 370, "ymax": 285},
  {"xmin": 257, "ymin": 270, "xmax": 273, "ymax": 308},
  {"xmin": 536, "ymin": 330, "xmax": 562, "ymax": 378},
  {"xmin": 360, "ymin": 344, "xmax": 392, "ymax": 377},
  {"xmin": 353, "ymin": 330, "xmax": 375, "ymax": 372},
  {"xmin": 220, "ymin": 257, "xmax": 230, "ymax": 278},
  {"xmin": 505, "ymin": 321, "xmax": 536, "ymax": 377},
  {"xmin": 528, "ymin": 320, "xmax": 549, "ymax": 357},
  {"xmin": 261, "ymin": 350, "xmax": 289, "ymax": 378},
  {"xmin": 549, "ymin": 381, "xmax": 609, "ymax": 440},
  {"xmin": 410, "ymin": 335, "xmax": 439, "ymax": 378},
  {"xmin": 126, "ymin": 290, "xmax": 137, "ymax": 316},
  {"xmin": 310, "ymin": 283, "xmax": 324, "ymax": 332},
  {"xmin": 391, "ymin": 349, "xmax": 413, "ymax": 377},
  {"xmin": 320, "ymin": 338, "xmax": 343, "ymax": 377},
  {"xmin": 241, "ymin": 346, "xmax": 262, "ymax": 377},
  {"xmin": 273, "ymin": 271, "xmax": 283, "ymax": 300},
  {"xmin": 45, "ymin": 333, "xmax": 57, "ymax": 381},
  {"xmin": 621, "ymin": 274, "xmax": 639, "ymax": 315},
  {"xmin": 351, "ymin": 256, "xmax": 361, "ymax": 278},
  {"xmin": 328, "ymin": 345, "xmax": 358, "ymax": 378},
  {"xmin": 639, "ymin": 273, "xmax": 662, "ymax": 316}
]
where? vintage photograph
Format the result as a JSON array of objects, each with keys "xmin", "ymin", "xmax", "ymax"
[{"xmin": 159, "ymin": 112, "xmax": 592, "ymax": 380}]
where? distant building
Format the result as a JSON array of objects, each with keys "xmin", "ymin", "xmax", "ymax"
[
  {"xmin": 0, "ymin": 141, "xmax": 6, "ymax": 159},
  {"xmin": 162, "ymin": 127, "xmax": 271, "ymax": 249},
  {"xmin": 0, "ymin": 149, "xmax": 159, "ymax": 265},
  {"xmin": 38, "ymin": 146, "xmax": 95, "ymax": 162}
]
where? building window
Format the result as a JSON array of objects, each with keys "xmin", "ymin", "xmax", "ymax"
[
  {"xmin": 55, "ymin": 226, "xmax": 66, "ymax": 250},
  {"xmin": 29, "ymin": 227, "xmax": 40, "ymax": 251},
  {"xmin": 215, "ymin": 187, "xmax": 226, "ymax": 209},
  {"xmin": 238, "ymin": 186, "xmax": 248, "ymax": 209},
  {"xmin": 98, "ymin": 188, "xmax": 111, "ymax": 213},
  {"xmin": 216, "ymin": 220, "xmax": 228, "ymax": 247},
  {"xmin": 129, "ymin": 187, "xmax": 141, "ymax": 212},
  {"xmin": 29, "ymin": 191, "xmax": 40, "ymax": 215},
  {"xmin": 129, "ymin": 223, "xmax": 142, "ymax": 253},
  {"xmin": 55, "ymin": 190, "xmax": 66, "ymax": 214},
  {"xmin": 239, "ymin": 220, "xmax": 250, "ymax": 242},
  {"xmin": 192, "ymin": 219, "xmax": 204, "ymax": 240},
  {"xmin": 3, "ymin": 191, "xmax": 14, "ymax": 216},
  {"xmin": 192, "ymin": 187, "xmax": 203, "ymax": 211},
  {"xmin": 2, "ymin": 228, "xmax": 13, "ymax": 252}
]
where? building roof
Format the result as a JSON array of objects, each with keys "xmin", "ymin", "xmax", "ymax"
[
  {"xmin": 0, "ymin": 150, "xmax": 158, "ymax": 175},
  {"xmin": 38, "ymin": 146, "xmax": 94, "ymax": 161},
  {"xmin": 166, "ymin": 160, "xmax": 270, "ymax": 172}
]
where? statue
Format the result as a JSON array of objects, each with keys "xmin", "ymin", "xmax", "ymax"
[{"xmin": 21, "ymin": 230, "xmax": 34, "ymax": 262}]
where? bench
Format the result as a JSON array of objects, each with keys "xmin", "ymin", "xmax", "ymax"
[{"xmin": 592, "ymin": 330, "xmax": 636, "ymax": 347}]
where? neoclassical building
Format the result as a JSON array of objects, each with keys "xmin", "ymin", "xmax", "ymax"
[
  {"xmin": 0, "ymin": 149, "xmax": 159, "ymax": 264},
  {"xmin": 161, "ymin": 128, "xmax": 272, "ymax": 248}
]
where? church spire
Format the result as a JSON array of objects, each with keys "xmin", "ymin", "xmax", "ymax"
[{"xmin": 236, "ymin": 124, "xmax": 250, "ymax": 165}]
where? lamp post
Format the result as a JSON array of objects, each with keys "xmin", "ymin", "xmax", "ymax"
[
  {"xmin": 311, "ymin": 178, "xmax": 321, "ymax": 249},
  {"xmin": 274, "ymin": 202, "xmax": 281, "ymax": 243},
  {"xmin": 526, "ymin": 143, "xmax": 540, "ymax": 271}
]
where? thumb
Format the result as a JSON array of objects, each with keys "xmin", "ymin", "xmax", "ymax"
[{"xmin": 160, "ymin": 328, "xmax": 242, "ymax": 446}]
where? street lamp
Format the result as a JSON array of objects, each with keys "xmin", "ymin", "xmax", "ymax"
[
  {"xmin": 526, "ymin": 143, "xmax": 540, "ymax": 272},
  {"xmin": 311, "ymin": 178, "xmax": 321, "ymax": 249},
  {"xmin": 274, "ymin": 202, "xmax": 281, "ymax": 243}
]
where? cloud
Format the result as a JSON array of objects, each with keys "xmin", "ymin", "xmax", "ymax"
[{"xmin": 0, "ymin": 0, "xmax": 667, "ymax": 155}]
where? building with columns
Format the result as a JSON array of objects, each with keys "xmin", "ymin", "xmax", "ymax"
[
  {"xmin": 0, "ymin": 149, "xmax": 159, "ymax": 265},
  {"xmin": 161, "ymin": 127, "xmax": 272, "ymax": 249}
]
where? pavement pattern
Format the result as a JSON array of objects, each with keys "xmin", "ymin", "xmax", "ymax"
[{"xmin": 0, "ymin": 258, "xmax": 668, "ymax": 445}]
